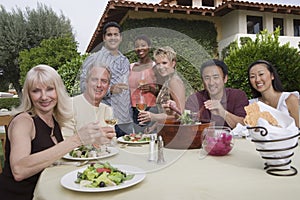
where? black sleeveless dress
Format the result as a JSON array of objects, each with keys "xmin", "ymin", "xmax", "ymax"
[{"xmin": 0, "ymin": 114, "xmax": 63, "ymax": 200}]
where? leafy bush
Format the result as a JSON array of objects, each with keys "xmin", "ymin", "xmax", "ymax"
[
  {"xmin": 19, "ymin": 36, "xmax": 79, "ymax": 85},
  {"xmin": 0, "ymin": 98, "xmax": 20, "ymax": 110},
  {"xmin": 224, "ymin": 28, "xmax": 300, "ymax": 97},
  {"xmin": 58, "ymin": 54, "xmax": 89, "ymax": 96}
]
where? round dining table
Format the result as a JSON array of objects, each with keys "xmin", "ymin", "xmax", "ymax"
[{"xmin": 33, "ymin": 137, "xmax": 300, "ymax": 200}]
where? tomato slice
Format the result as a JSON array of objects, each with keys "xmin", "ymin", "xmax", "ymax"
[{"xmin": 96, "ymin": 168, "xmax": 111, "ymax": 173}]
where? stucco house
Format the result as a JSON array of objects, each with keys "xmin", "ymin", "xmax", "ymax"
[{"xmin": 86, "ymin": 0, "xmax": 300, "ymax": 56}]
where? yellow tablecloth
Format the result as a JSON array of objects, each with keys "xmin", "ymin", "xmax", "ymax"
[{"xmin": 33, "ymin": 138, "xmax": 300, "ymax": 200}]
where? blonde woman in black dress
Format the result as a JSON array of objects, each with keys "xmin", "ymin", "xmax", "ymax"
[{"xmin": 0, "ymin": 65, "xmax": 115, "ymax": 200}]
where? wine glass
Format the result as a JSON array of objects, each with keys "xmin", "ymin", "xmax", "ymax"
[
  {"xmin": 138, "ymin": 71, "xmax": 146, "ymax": 87},
  {"xmin": 136, "ymin": 93, "xmax": 147, "ymax": 112},
  {"xmin": 136, "ymin": 93, "xmax": 147, "ymax": 125},
  {"xmin": 102, "ymin": 107, "xmax": 118, "ymax": 148},
  {"xmin": 104, "ymin": 107, "xmax": 118, "ymax": 127}
]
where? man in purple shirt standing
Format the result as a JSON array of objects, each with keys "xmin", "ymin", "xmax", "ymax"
[{"xmin": 186, "ymin": 59, "xmax": 249, "ymax": 128}]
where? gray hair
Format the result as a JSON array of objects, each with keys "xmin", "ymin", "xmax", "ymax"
[{"xmin": 80, "ymin": 53, "xmax": 111, "ymax": 92}]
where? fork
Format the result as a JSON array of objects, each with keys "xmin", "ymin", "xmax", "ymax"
[{"xmin": 50, "ymin": 160, "xmax": 89, "ymax": 167}]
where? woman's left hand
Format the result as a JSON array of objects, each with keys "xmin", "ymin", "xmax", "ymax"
[{"xmin": 162, "ymin": 100, "xmax": 181, "ymax": 115}]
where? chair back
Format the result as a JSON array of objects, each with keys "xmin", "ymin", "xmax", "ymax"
[{"xmin": 0, "ymin": 114, "xmax": 13, "ymax": 173}]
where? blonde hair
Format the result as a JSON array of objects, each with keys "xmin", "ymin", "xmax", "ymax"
[
  {"xmin": 153, "ymin": 46, "xmax": 177, "ymax": 62},
  {"xmin": 12, "ymin": 65, "xmax": 73, "ymax": 127}
]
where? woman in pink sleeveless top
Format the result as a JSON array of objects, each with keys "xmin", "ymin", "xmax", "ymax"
[{"xmin": 128, "ymin": 35, "xmax": 160, "ymax": 132}]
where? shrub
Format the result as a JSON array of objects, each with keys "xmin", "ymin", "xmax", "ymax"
[
  {"xmin": 0, "ymin": 98, "xmax": 20, "ymax": 110},
  {"xmin": 224, "ymin": 28, "xmax": 300, "ymax": 97},
  {"xmin": 58, "ymin": 54, "xmax": 89, "ymax": 96}
]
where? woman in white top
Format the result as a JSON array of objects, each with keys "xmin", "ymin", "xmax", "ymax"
[
  {"xmin": 138, "ymin": 46, "xmax": 186, "ymax": 127},
  {"xmin": 248, "ymin": 60, "xmax": 299, "ymax": 128}
]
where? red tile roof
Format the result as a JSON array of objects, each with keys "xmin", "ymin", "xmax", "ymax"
[{"xmin": 86, "ymin": 0, "xmax": 300, "ymax": 52}]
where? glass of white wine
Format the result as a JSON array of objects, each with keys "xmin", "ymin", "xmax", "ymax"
[
  {"xmin": 104, "ymin": 107, "xmax": 118, "ymax": 127},
  {"xmin": 103, "ymin": 107, "xmax": 118, "ymax": 148}
]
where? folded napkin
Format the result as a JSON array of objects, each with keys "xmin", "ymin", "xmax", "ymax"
[
  {"xmin": 247, "ymin": 102, "xmax": 299, "ymax": 171},
  {"xmin": 232, "ymin": 101, "xmax": 299, "ymax": 175},
  {"xmin": 231, "ymin": 123, "xmax": 249, "ymax": 138}
]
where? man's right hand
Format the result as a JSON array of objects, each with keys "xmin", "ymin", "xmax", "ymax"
[{"xmin": 110, "ymin": 83, "xmax": 128, "ymax": 94}]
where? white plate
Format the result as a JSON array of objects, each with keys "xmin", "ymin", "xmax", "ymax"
[
  {"xmin": 63, "ymin": 147, "xmax": 119, "ymax": 161},
  {"xmin": 60, "ymin": 164, "xmax": 146, "ymax": 192},
  {"xmin": 117, "ymin": 136, "xmax": 150, "ymax": 144}
]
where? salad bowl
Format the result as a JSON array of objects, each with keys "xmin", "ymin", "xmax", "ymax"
[{"xmin": 157, "ymin": 119, "xmax": 214, "ymax": 149}]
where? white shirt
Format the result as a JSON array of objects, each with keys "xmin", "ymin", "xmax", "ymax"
[
  {"xmin": 249, "ymin": 91, "xmax": 299, "ymax": 116},
  {"xmin": 62, "ymin": 94, "xmax": 112, "ymax": 138}
]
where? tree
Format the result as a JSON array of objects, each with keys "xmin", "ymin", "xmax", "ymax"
[
  {"xmin": 224, "ymin": 28, "xmax": 300, "ymax": 97},
  {"xmin": 57, "ymin": 53, "xmax": 89, "ymax": 96},
  {"xmin": 0, "ymin": 4, "xmax": 74, "ymax": 94},
  {"xmin": 19, "ymin": 36, "xmax": 79, "ymax": 85}
]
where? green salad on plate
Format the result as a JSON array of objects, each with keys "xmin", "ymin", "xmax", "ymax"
[{"xmin": 75, "ymin": 162, "xmax": 134, "ymax": 188}]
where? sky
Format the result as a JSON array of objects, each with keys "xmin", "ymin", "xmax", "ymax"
[
  {"xmin": 0, "ymin": 0, "xmax": 159, "ymax": 53},
  {"xmin": 0, "ymin": 0, "xmax": 298, "ymax": 53}
]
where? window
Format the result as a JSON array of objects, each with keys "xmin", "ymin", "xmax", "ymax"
[
  {"xmin": 177, "ymin": 0, "xmax": 192, "ymax": 6},
  {"xmin": 202, "ymin": 0, "xmax": 214, "ymax": 7},
  {"xmin": 294, "ymin": 19, "xmax": 300, "ymax": 37},
  {"xmin": 247, "ymin": 16, "xmax": 263, "ymax": 34},
  {"xmin": 273, "ymin": 18, "xmax": 284, "ymax": 35}
]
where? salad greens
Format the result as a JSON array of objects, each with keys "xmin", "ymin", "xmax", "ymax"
[
  {"xmin": 75, "ymin": 162, "xmax": 134, "ymax": 188},
  {"xmin": 123, "ymin": 133, "xmax": 150, "ymax": 142},
  {"xmin": 178, "ymin": 110, "xmax": 197, "ymax": 125},
  {"xmin": 69, "ymin": 145, "xmax": 109, "ymax": 158}
]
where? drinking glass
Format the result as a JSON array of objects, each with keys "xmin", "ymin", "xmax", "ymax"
[
  {"xmin": 138, "ymin": 71, "xmax": 146, "ymax": 86},
  {"xmin": 103, "ymin": 107, "xmax": 118, "ymax": 148},
  {"xmin": 104, "ymin": 107, "xmax": 118, "ymax": 127},
  {"xmin": 136, "ymin": 94, "xmax": 147, "ymax": 125},
  {"xmin": 136, "ymin": 94, "xmax": 147, "ymax": 112}
]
